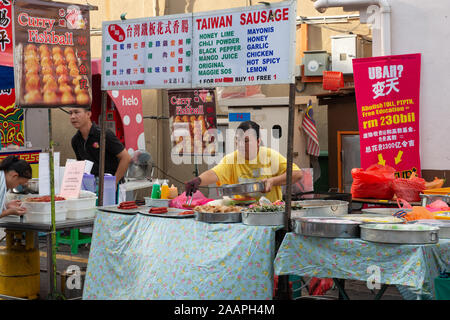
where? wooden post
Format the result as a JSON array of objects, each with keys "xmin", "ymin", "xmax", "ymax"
[{"xmin": 98, "ymin": 91, "xmax": 107, "ymax": 206}]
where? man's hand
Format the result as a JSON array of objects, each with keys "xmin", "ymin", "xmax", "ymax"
[
  {"xmin": 185, "ymin": 177, "xmax": 202, "ymax": 197},
  {"xmin": 262, "ymin": 178, "xmax": 274, "ymax": 193},
  {"xmin": 1, "ymin": 207, "xmax": 27, "ymax": 218},
  {"xmin": 6, "ymin": 200, "xmax": 22, "ymax": 209}
]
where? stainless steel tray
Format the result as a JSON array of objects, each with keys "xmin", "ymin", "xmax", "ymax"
[
  {"xmin": 360, "ymin": 224, "xmax": 439, "ymax": 244},
  {"xmin": 291, "ymin": 217, "xmax": 361, "ymax": 238},
  {"xmin": 138, "ymin": 208, "xmax": 195, "ymax": 219},
  {"xmin": 98, "ymin": 205, "xmax": 145, "ymax": 215},
  {"xmin": 408, "ymin": 220, "xmax": 450, "ymax": 239},
  {"xmin": 361, "ymin": 208, "xmax": 412, "ymax": 215},
  {"xmin": 345, "ymin": 214, "xmax": 405, "ymax": 224},
  {"xmin": 291, "ymin": 200, "xmax": 349, "ymax": 218},
  {"xmin": 241, "ymin": 211, "xmax": 285, "ymax": 226},
  {"xmin": 195, "ymin": 211, "xmax": 242, "ymax": 223},
  {"xmin": 218, "ymin": 181, "xmax": 265, "ymax": 197}
]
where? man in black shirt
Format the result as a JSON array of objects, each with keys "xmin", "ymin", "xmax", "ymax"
[{"xmin": 69, "ymin": 107, "xmax": 131, "ymax": 184}]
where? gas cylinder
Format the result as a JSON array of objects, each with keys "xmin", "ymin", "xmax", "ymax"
[{"xmin": 0, "ymin": 230, "xmax": 40, "ymax": 299}]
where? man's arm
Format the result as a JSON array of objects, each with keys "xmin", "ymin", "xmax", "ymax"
[
  {"xmin": 263, "ymin": 169, "xmax": 303, "ymax": 193},
  {"xmin": 198, "ymin": 169, "xmax": 220, "ymax": 186},
  {"xmin": 114, "ymin": 149, "xmax": 132, "ymax": 184}
]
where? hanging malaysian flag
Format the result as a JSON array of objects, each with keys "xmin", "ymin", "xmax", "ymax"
[{"xmin": 301, "ymin": 100, "xmax": 320, "ymax": 157}]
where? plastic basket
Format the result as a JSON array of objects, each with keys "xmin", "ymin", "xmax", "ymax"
[{"xmin": 323, "ymin": 71, "xmax": 344, "ymax": 91}]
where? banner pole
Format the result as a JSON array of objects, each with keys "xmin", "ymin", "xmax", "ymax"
[{"xmin": 98, "ymin": 91, "xmax": 107, "ymax": 206}]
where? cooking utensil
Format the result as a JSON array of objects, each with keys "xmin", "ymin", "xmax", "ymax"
[
  {"xmin": 195, "ymin": 211, "xmax": 242, "ymax": 223},
  {"xmin": 408, "ymin": 220, "xmax": 450, "ymax": 239},
  {"xmin": 291, "ymin": 217, "xmax": 361, "ymax": 238},
  {"xmin": 241, "ymin": 211, "xmax": 284, "ymax": 226},
  {"xmin": 360, "ymin": 223, "xmax": 439, "ymax": 244},
  {"xmin": 291, "ymin": 200, "xmax": 349, "ymax": 219},
  {"xmin": 217, "ymin": 181, "xmax": 265, "ymax": 197}
]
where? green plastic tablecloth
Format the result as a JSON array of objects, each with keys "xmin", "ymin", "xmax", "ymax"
[
  {"xmin": 274, "ymin": 233, "xmax": 450, "ymax": 299},
  {"xmin": 83, "ymin": 211, "xmax": 279, "ymax": 300}
]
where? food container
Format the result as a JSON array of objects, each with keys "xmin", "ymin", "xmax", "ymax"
[
  {"xmin": 241, "ymin": 211, "xmax": 285, "ymax": 226},
  {"xmin": 218, "ymin": 181, "xmax": 265, "ymax": 197},
  {"xmin": 291, "ymin": 217, "xmax": 361, "ymax": 238},
  {"xmin": 65, "ymin": 197, "xmax": 97, "ymax": 211},
  {"xmin": 24, "ymin": 210, "xmax": 67, "ymax": 224},
  {"xmin": 26, "ymin": 179, "xmax": 39, "ymax": 193},
  {"xmin": 66, "ymin": 208, "xmax": 96, "ymax": 220},
  {"xmin": 22, "ymin": 199, "xmax": 67, "ymax": 213},
  {"xmin": 195, "ymin": 211, "xmax": 242, "ymax": 223},
  {"xmin": 345, "ymin": 214, "xmax": 405, "ymax": 224},
  {"xmin": 361, "ymin": 208, "xmax": 412, "ymax": 215},
  {"xmin": 144, "ymin": 197, "xmax": 170, "ymax": 208},
  {"xmin": 291, "ymin": 200, "xmax": 349, "ymax": 218},
  {"xmin": 360, "ymin": 223, "xmax": 439, "ymax": 244},
  {"xmin": 408, "ymin": 220, "xmax": 450, "ymax": 239}
]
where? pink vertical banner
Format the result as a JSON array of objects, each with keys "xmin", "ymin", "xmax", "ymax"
[
  {"xmin": 107, "ymin": 89, "xmax": 145, "ymax": 153},
  {"xmin": 352, "ymin": 53, "xmax": 421, "ymax": 178}
]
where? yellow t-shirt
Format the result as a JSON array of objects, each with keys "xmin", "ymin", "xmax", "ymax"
[{"xmin": 211, "ymin": 146, "xmax": 301, "ymax": 202}]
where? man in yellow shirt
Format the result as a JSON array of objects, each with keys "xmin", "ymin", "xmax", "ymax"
[{"xmin": 184, "ymin": 121, "xmax": 303, "ymax": 202}]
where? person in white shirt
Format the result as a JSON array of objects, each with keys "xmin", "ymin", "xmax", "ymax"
[{"xmin": 0, "ymin": 155, "xmax": 32, "ymax": 218}]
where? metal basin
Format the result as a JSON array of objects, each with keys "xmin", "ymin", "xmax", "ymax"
[
  {"xmin": 360, "ymin": 224, "xmax": 439, "ymax": 244},
  {"xmin": 292, "ymin": 217, "xmax": 361, "ymax": 238},
  {"xmin": 195, "ymin": 211, "xmax": 242, "ymax": 223},
  {"xmin": 242, "ymin": 211, "xmax": 285, "ymax": 226},
  {"xmin": 291, "ymin": 200, "xmax": 349, "ymax": 218}
]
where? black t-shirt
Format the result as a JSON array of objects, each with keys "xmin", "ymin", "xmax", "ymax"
[{"xmin": 71, "ymin": 123, "xmax": 125, "ymax": 177}]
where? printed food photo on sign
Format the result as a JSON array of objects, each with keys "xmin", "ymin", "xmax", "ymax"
[
  {"xmin": 12, "ymin": 0, "xmax": 92, "ymax": 107},
  {"xmin": 168, "ymin": 89, "xmax": 217, "ymax": 156}
]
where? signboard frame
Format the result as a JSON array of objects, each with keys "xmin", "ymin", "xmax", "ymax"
[{"xmin": 101, "ymin": 12, "xmax": 193, "ymax": 90}]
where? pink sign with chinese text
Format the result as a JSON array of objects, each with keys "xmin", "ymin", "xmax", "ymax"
[{"xmin": 352, "ymin": 53, "xmax": 421, "ymax": 178}]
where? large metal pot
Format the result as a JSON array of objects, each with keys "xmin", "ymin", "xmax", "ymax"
[
  {"xmin": 360, "ymin": 224, "xmax": 439, "ymax": 244},
  {"xmin": 291, "ymin": 200, "xmax": 349, "ymax": 219},
  {"xmin": 241, "ymin": 211, "xmax": 284, "ymax": 226},
  {"xmin": 195, "ymin": 211, "xmax": 242, "ymax": 223},
  {"xmin": 291, "ymin": 217, "xmax": 361, "ymax": 238}
]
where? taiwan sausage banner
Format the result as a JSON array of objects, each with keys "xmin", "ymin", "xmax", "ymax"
[
  {"xmin": 12, "ymin": 0, "xmax": 92, "ymax": 108},
  {"xmin": 353, "ymin": 53, "xmax": 421, "ymax": 178}
]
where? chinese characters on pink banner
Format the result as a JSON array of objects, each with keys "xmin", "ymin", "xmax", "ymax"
[{"xmin": 353, "ymin": 54, "xmax": 421, "ymax": 178}]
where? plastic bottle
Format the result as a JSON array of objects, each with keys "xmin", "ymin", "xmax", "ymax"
[
  {"xmin": 160, "ymin": 180, "xmax": 170, "ymax": 199},
  {"xmin": 103, "ymin": 174, "xmax": 117, "ymax": 206},
  {"xmin": 81, "ymin": 173, "xmax": 96, "ymax": 193},
  {"xmin": 151, "ymin": 179, "xmax": 161, "ymax": 199},
  {"xmin": 169, "ymin": 184, "xmax": 178, "ymax": 199}
]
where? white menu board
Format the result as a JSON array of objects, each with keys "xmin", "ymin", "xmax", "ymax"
[
  {"xmin": 192, "ymin": 1, "xmax": 296, "ymax": 87},
  {"xmin": 101, "ymin": 13, "xmax": 193, "ymax": 90}
]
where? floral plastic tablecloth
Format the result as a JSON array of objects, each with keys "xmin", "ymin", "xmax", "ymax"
[
  {"xmin": 274, "ymin": 233, "xmax": 450, "ymax": 299},
  {"xmin": 83, "ymin": 211, "xmax": 278, "ymax": 300}
]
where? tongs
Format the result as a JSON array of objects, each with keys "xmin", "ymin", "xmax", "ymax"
[{"xmin": 185, "ymin": 192, "xmax": 194, "ymax": 207}]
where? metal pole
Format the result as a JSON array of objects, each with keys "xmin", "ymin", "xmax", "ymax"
[
  {"xmin": 276, "ymin": 82, "xmax": 296, "ymax": 300},
  {"xmin": 98, "ymin": 91, "xmax": 107, "ymax": 206},
  {"xmin": 47, "ymin": 109, "xmax": 57, "ymax": 299}
]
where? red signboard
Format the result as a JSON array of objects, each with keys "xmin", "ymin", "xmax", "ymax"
[{"xmin": 353, "ymin": 53, "xmax": 421, "ymax": 178}]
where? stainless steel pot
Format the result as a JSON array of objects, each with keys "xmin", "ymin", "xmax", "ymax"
[
  {"xmin": 360, "ymin": 224, "xmax": 439, "ymax": 244},
  {"xmin": 195, "ymin": 211, "xmax": 242, "ymax": 223},
  {"xmin": 408, "ymin": 220, "xmax": 450, "ymax": 239},
  {"xmin": 241, "ymin": 211, "xmax": 285, "ymax": 226},
  {"xmin": 218, "ymin": 181, "xmax": 265, "ymax": 197},
  {"xmin": 291, "ymin": 200, "xmax": 349, "ymax": 218},
  {"xmin": 291, "ymin": 217, "xmax": 361, "ymax": 238}
]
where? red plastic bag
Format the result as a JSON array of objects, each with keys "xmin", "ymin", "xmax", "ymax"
[
  {"xmin": 309, "ymin": 277, "xmax": 334, "ymax": 296},
  {"xmin": 351, "ymin": 164, "xmax": 396, "ymax": 199},
  {"xmin": 169, "ymin": 191, "xmax": 213, "ymax": 209},
  {"xmin": 392, "ymin": 177, "xmax": 426, "ymax": 202}
]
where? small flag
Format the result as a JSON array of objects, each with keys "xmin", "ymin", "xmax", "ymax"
[{"xmin": 301, "ymin": 100, "xmax": 320, "ymax": 157}]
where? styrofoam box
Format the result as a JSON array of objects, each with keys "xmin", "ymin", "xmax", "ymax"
[
  {"xmin": 24, "ymin": 210, "xmax": 67, "ymax": 223},
  {"xmin": 65, "ymin": 197, "xmax": 97, "ymax": 211},
  {"xmin": 67, "ymin": 208, "xmax": 96, "ymax": 220},
  {"xmin": 144, "ymin": 197, "xmax": 170, "ymax": 207},
  {"xmin": 22, "ymin": 200, "xmax": 67, "ymax": 213}
]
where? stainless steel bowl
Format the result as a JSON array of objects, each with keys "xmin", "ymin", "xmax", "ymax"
[
  {"xmin": 291, "ymin": 217, "xmax": 361, "ymax": 238},
  {"xmin": 218, "ymin": 181, "xmax": 265, "ymax": 197}
]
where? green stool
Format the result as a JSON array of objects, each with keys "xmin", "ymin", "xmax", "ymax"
[{"xmin": 56, "ymin": 229, "xmax": 91, "ymax": 255}]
